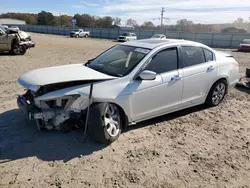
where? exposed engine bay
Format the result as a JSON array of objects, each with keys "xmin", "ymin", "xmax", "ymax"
[{"xmin": 17, "ymin": 81, "xmax": 96, "ymax": 131}]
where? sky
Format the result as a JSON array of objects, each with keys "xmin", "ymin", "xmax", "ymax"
[{"xmin": 0, "ymin": 0, "xmax": 250, "ymax": 25}]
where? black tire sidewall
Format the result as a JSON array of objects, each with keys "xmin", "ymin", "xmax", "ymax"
[
  {"xmin": 11, "ymin": 44, "xmax": 26, "ymax": 55},
  {"xmin": 206, "ymin": 80, "xmax": 227, "ymax": 107},
  {"xmin": 88, "ymin": 103, "xmax": 121, "ymax": 144}
]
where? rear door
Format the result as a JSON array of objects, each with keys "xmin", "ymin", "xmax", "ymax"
[
  {"xmin": 79, "ymin": 29, "xmax": 84, "ymax": 37},
  {"xmin": 179, "ymin": 46, "xmax": 217, "ymax": 106}
]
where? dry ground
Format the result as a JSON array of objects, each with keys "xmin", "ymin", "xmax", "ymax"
[{"xmin": 0, "ymin": 33, "xmax": 250, "ymax": 188}]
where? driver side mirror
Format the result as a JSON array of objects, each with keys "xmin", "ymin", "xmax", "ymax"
[{"xmin": 138, "ymin": 70, "xmax": 157, "ymax": 80}]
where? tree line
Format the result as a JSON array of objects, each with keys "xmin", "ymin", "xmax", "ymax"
[
  {"xmin": 0, "ymin": 11, "xmax": 248, "ymax": 32},
  {"xmin": 0, "ymin": 11, "xmax": 116, "ymax": 28}
]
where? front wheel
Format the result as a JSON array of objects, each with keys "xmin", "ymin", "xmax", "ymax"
[
  {"xmin": 11, "ymin": 44, "xmax": 26, "ymax": 55},
  {"xmin": 88, "ymin": 103, "xmax": 122, "ymax": 144},
  {"xmin": 206, "ymin": 80, "xmax": 227, "ymax": 106},
  {"xmin": 85, "ymin": 34, "xmax": 88, "ymax": 38},
  {"xmin": 76, "ymin": 35, "xmax": 79, "ymax": 38}
]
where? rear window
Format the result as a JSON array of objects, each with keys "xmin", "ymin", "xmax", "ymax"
[
  {"xmin": 181, "ymin": 46, "xmax": 206, "ymax": 67},
  {"xmin": 203, "ymin": 48, "xmax": 214, "ymax": 62},
  {"xmin": 122, "ymin": 33, "xmax": 129, "ymax": 36}
]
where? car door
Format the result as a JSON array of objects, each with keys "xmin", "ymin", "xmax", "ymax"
[
  {"xmin": 0, "ymin": 30, "xmax": 8, "ymax": 51},
  {"xmin": 79, "ymin": 30, "xmax": 83, "ymax": 37},
  {"xmin": 129, "ymin": 47, "xmax": 183, "ymax": 122},
  {"xmin": 179, "ymin": 46, "xmax": 218, "ymax": 106}
]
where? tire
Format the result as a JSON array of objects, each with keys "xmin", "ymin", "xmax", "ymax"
[
  {"xmin": 11, "ymin": 44, "xmax": 26, "ymax": 55},
  {"xmin": 206, "ymin": 79, "xmax": 227, "ymax": 107},
  {"xmin": 76, "ymin": 35, "xmax": 79, "ymax": 38},
  {"xmin": 85, "ymin": 34, "xmax": 88, "ymax": 38},
  {"xmin": 88, "ymin": 103, "xmax": 122, "ymax": 144}
]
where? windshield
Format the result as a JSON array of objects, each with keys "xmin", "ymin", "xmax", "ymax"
[
  {"xmin": 121, "ymin": 33, "xmax": 129, "ymax": 36},
  {"xmin": 87, "ymin": 45, "xmax": 150, "ymax": 77},
  {"xmin": 152, "ymin": 34, "xmax": 161, "ymax": 38},
  {"xmin": 0, "ymin": 25, "xmax": 7, "ymax": 33},
  {"xmin": 72, "ymin": 29, "xmax": 80, "ymax": 32},
  {"xmin": 242, "ymin": 40, "xmax": 250, "ymax": 44}
]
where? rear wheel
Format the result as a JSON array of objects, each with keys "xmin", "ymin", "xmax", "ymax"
[
  {"xmin": 88, "ymin": 103, "xmax": 122, "ymax": 144},
  {"xmin": 76, "ymin": 35, "xmax": 79, "ymax": 38},
  {"xmin": 85, "ymin": 34, "xmax": 88, "ymax": 38},
  {"xmin": 11, "ymin": 44, "xmax": 26, "ymax": 55},
  {"xmin": 206, "ymin": 80, "xmax": 227, "ymax": 106}
]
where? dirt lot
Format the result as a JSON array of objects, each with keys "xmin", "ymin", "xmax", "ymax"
[{"xmin": 0, "ymin": 33, "xmax": 250, "ymax": 188}]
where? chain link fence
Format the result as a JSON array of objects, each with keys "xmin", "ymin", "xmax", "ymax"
[{"xmin": 10, "ymin": 24, "xmax": 250, "ymax": 48}]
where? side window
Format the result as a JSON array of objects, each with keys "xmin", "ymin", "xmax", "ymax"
[
  {"xmin": 181, "ymin": 46, "xmax": 206, "ymax": 67},
  {"xmin": 203, "ymin": 48, "xmax": 214, "ymax": 62},
  {"xmin": 145, "ymin": 48, "xmax": 178, "ymax": 74}
]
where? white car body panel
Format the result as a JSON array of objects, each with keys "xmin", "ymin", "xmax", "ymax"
[
  {"xmin": 180, "ymin": 60, "xmax": 218, "ymax": 106},
  {"xmin": 17, "ymin": 39, "xmax": 239, "ymax": 129},
  {"xmin": 18, "ymin": 64, "xmax": 116, "ymax": 92}
]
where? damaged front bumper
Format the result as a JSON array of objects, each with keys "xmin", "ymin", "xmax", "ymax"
[
  {"xmin": 20, "ymin": 41, "xmax": 35, "ymax": 49},
  {"xmin": 17, "ymin": 93, "xmax": 86, "ymax": 130}
]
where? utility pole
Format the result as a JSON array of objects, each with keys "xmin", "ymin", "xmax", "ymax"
[
  {"xmin": 152, "ymin": 8, "xmax": 169, "ymax": 27},
  {"xmin": 161, "ymin": 7, "xmax": 165, "ymax": 27}
]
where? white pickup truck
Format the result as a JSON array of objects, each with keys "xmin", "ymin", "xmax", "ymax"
[{"xmin": 70, "ymin": 29, "xmax": 90, "ymax": 38}]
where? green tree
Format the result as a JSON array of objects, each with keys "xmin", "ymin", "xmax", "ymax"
[
  {"xmin": 96, "ymin": 16, "xmax": 113, "ymax": 28},
  {"xmin": 37, "ymin": 11, "xmax": 55, "ymax": 25},
  {"xmin": 59, "ymin": 15, "xmax": 72, "ymax": 26},
  {"xmin": 142, "ymin": 21, "xmax": 154, "ymax": 27}
]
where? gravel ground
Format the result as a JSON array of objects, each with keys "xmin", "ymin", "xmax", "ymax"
[{"xmin": 0, "ymin": 33, "xmax": 249, "ymax": 188}]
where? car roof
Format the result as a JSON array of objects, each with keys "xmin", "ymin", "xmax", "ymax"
[
  {"xmin": 153, "ymin": 34, "xmax": 165, "ymax": 36},
  {"xmin": 121, "ymin": 39, "xmax": 201, "ymax": 49},
  {"xmin": 242, "ymin": 39, "xmax": 250, "ymax": 43}
]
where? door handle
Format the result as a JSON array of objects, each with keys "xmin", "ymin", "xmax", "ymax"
[
  {"xmin": 171, "ymin": 75, "xmax": 181, "ymax": 81},
  {"xmin": 207, "ymin": 65, "xmax": 215, "ymax": 72}
]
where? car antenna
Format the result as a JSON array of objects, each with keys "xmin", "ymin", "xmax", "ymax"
[{"xmin": 83, "ymin": 82, "xmax": 94, "ymax": 141}]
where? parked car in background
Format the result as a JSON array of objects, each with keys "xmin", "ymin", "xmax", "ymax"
[
  {"xmin": 9, "ymin": 26, "xmax": 20, "ymax": 31},
  {"xmin": 118, "ymin": 32, "xmax": 137, "ymax": 42},
  {"xmin": 2, "ymin": 25, "xmax": 8, "ymax": 29},
  {"xmin": 17, "ymin": 39, "xmax": 239, "ymax": 144},
  {"xmin": 238, "ymin": 39, "xmax": 250, "ymax": 51},
  {"xmin": 151, "ymin": 34, "xmax": 166, "ymax": 39},
  {"xmin": 0, "ymin": 25, "xmax": 35, "ymax": 55},
  {"xmin": 70, "ymin": 29, "xmax": 90, "ymax": 38}
]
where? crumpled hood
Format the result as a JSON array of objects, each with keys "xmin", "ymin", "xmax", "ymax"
[
  {"xmin": 18, "ymin": 64, "xmax": 116, "ymax": 91},
  {"xmin": 18, "ymin": 31, "xmax": 30, "ymax": 39},
  {"xmin": 8, "ymin": 29, "xmax": 30, "ymax": 39}
]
